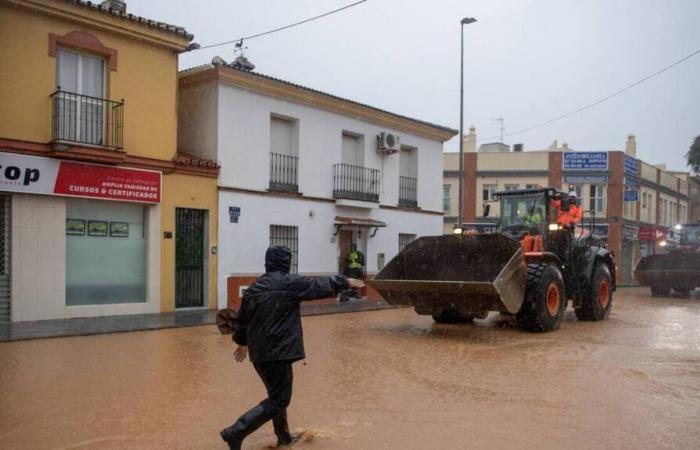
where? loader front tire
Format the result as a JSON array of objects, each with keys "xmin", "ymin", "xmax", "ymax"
[
  {"xmin": 517, "ymin": 263, "xmax": 566, "ymax": 332},
  {"xmin": 575, "ymin": 263, "xmax": 613, "ymax": 321}
]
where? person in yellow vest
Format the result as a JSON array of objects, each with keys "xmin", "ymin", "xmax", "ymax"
[{"xmin": 340, "ymin": 244, "xmax": 365, "ymax": 303}]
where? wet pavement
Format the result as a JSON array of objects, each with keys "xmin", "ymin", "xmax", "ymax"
[{"xmin": 1, "ymin": 287, "xmax": 699, "ymax": 449}]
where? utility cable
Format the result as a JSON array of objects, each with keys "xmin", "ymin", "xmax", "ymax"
[
  {"xmin": 194, "ymin": 0, "xmax": 368, "ymax": 51},
  {"xmin": 477, "ymin": 46, "xmax": 700, "ymax": 142}
]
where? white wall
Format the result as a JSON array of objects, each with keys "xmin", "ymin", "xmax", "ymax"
[
  {"xmin": 10, "ymin": 194, "xmax": 161, "ymax": 322},
  {"xmin": 215, "ymin": 85, "xmax": 444, "ymax": 212},
  {"xmin": 217, "ymin": 191, "xmax": 441, "ymax": 308}
]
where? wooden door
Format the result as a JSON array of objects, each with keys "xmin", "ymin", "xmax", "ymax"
[{"xmin": 338, "ymin": 229, "xmax": 353, "ymax": 273}]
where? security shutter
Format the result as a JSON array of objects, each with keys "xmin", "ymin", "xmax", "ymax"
[{"xmin": 0, "ymin": 195, "xmax": 10, "ymax": 322}]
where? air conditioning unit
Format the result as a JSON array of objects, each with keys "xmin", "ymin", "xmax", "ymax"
[{"xmin": 377, "ymin": 132, "xmax": 401, "ymax": 154}]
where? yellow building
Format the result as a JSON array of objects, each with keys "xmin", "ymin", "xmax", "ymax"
[{"xmin": 0, "ymin": 0, "xmax": 218, "ymax": 322}]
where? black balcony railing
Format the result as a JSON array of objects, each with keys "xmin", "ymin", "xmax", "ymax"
[
  {"xmin": 333, "ymin": 163, "xmax": 380, "ymax": 203},
  {"xmin": 51, "ymin": 90, "xmax": 124, "ymax": 150},
  {"xmin": 269, "ymin": 153, "xmax": 299, "ymax": 192},
  {"xmin": 399, "ymin": 175, "xmax": 418, "ymax": 207}
]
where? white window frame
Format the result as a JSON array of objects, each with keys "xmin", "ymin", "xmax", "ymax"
[
  {"xmin": 589, "ymin": 184, "xmax": 606, "ymax": 215},
  {"xmin": 482, "ymin": 184, "xmax": 497, "ymax": 202},
  {"xmin": 443, "ymin": 185, "xmax": 451, "ymax": 213}
]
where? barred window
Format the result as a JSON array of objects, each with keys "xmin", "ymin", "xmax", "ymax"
[
  {"xmin": 269, "ymin": 225, "xmax": 299, "ymax": 273},
  {"xmin": 399, "ymin": 233, "xmax": 417, "ymax": 253}
]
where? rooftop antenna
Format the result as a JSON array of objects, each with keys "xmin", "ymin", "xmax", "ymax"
[{"xmin": 492, "ymin": 117, "xmax": 505, "ymax": 143}]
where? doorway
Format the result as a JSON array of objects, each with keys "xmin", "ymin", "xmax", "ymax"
[
  {"xmin": 338, "ymin": 229, "xmax": 353, "ymax": 274},
  {"xmin": 175, "ymin": 208, "xmax": 207, "ymax": 308},
  {"xmin": 0, "ymin": 195, "xmax": 10, "ymax": 322}
]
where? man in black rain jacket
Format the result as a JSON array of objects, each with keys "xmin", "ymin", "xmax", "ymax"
[{"xmin": 220, "ymin": 245, "xmax": 364, "ymax": 449}]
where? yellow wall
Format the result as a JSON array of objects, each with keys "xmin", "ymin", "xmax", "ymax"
[
  {"xmin": 0, "ymin": 2, "xmax": 182, "ymax": 160},
  {"xmin": 477, "ymin": 151, "xmax": 549, "ymax": 171},
  {"xmin": 160, "ymin": 173, "xmax": 219, "ymax": 312}
]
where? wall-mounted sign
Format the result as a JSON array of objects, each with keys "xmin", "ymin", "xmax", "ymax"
[
  {"xmin": 0, "ymin": 152, "xmax": 161, "ymax": 203},
  {"xmin": 624, "ymin": 155, "xmax": 638, "ymax": 176},
  {"xmin": 563, "ymin": 175, "xmax": 608, "ymax": 184},
  {"xmin": 229, "ymin": 206, "xmax": 241, "ymax": 223},
  {"xmin": 563, "ymin": 152, "xmax": 608, "ymax": 170},
  {"xmin": 623, "ymin": 177, "xmax": 640, "ymax": 187},
  {"xmin": 639, "ymin": 226, "xmax": 667, "ymax": 241},
  {"xmin": 623, "ymin": 190, "xmax": 639, "ymax": 202},
  {"xmin": 623, "ymin": 224, "xmax": 638, "ymax": 241}
]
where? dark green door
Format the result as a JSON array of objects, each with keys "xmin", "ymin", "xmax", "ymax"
[{"xmin": 175, "ymin": 208, "xmax": 206, "ymax": 308}]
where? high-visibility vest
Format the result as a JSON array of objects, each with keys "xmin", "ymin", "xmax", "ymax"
[{"xmin": 348, "ymin": 251, "xmax": 362, "ymax": 269}]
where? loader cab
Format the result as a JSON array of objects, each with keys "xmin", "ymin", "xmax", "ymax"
[{"xmin": 490, "ymin": 188, "xmax": 564, "ymax": 241}]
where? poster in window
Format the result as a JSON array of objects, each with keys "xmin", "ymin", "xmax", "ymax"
[
  {"xmin": 87, "ymin": 220, "xmax": 108, "ymax": 237},
  {"xmin": 110, "ymin": 222, "xmax": 129, "ymax": 238},
  {"xmin": 66, "ymin": 219, "xmax": 86, "ymax": 235}
]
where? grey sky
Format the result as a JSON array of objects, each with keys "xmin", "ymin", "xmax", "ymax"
[{"xmin": 132, "ymin": 0, "xmax": 699, "ymax": 171}]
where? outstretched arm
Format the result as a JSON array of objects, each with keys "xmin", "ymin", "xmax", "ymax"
[{"xmin": 291, "ymin": 275, "xmax": 364, "ymax": 301}]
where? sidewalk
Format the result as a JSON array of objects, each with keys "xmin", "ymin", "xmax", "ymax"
[{"xmin": 0, "ymin": 298, "xmax": 395, "ymax": 342}]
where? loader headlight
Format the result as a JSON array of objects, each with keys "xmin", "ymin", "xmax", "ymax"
[
  {"xmin": 548, "ymin": 223, "xmax": 561, "ymax": 231},
  {"xmin": 452, "ymin": 226, "xmax": 463, "ymax": 235},
  {"xmin": 674, "ymin": 224, "xmax": 682, "ymax": 231},
  {"xmin": 659, "ymin": 240, "xmax": 667, "ymax": 247}
]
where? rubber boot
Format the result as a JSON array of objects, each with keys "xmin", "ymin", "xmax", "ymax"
[
  {"xmin": 220, "ymin": 404, "xmax": 273, "ymax": 450},
  {"xmin": 273, "ymin": 409, "xmax": 301, "ymax": 447}
]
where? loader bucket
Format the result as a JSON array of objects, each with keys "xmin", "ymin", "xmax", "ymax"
[
  {"xmin": 634, "ymin": 251, "xmax": 700, "ymax": 287},
  {"xmin": 369, "ymin": 234, "xmax": 527, "ymax": 314}
]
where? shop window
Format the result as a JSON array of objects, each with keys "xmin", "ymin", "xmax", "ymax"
[
  {"xmin": 66, "ymin": 198, "xmax": 147, "ymax": 305},
  {"xmin": 399, "ymin": 233, "xmax": 417, "ymax": 253},
  {"xmin": 270, "ymin": 225, "xmax": 299, "ymax": 274}
]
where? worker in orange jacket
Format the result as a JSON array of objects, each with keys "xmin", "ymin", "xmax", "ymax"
[{"xmin": 558, "ymin": 192, "xmax": 583, "ymax": 227}]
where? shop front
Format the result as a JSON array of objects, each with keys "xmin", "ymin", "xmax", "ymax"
[{"xmin": 0, "ymin": 152, "xmax": 161, "ymax": 322}]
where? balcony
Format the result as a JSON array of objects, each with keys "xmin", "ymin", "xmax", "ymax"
[
  {"xmin": 269, "ymin": 153, "xmax": 299, "ymax": 192},
  {"xmin": 51, "ymin": 90, "xmax": 124, "ymax": 150},
  {"xmin": 399, "ymin": 175, "xmax": 418, "ymax": 207},
  {"xmin": 333, "ymin": 163, "xmax": 380, "ymax": 203}
]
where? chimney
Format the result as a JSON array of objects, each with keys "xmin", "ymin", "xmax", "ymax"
[
  {"xmin": 562, "ymin": 142, "xmax": 569, "ymax": 150},
  {"xmin": 100, "ymin": 0, "xmax": 126, "ymax": 13},
  {"xmin": 463, "ymin": 126, "xmax": 477, "ymax": 153},
  {"xmin": 513, "ymin": 143, "xmax": 524, "ymax": 152},
  {"xmin": 626, "ymin": 134, "xmax": 637, "ymax": 157}
]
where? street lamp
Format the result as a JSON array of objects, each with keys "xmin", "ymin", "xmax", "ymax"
[{"xmin": 458, "ymin": 17, "xmax": 477, "ymax": 229}]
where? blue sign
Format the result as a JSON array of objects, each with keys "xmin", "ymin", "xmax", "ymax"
[
  {"xmin": 624, "ymin": 155, "xmax": 638, "ymax": 176},
  {"xmin": 564, "ymin": 174, "xmax": 608, "ymax": 184},
  {"xmin": 624, "ymin": 190, "xmax": 639, "ymax": 202},
  {"xmin": 229, "ymin": 206, "xmax": 241, "ymax": 223},
  {"xmin": 624, "ymin": 177, "xmax": 640, "ymax": 187},
  {"xmin": 563, "ymin": 152, "xmax": 608, "ymax": 170}
]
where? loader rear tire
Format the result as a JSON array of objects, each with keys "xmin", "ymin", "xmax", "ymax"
[
  {"xmin": 516, "ymin": 263, "xmax": 566, "ymax": 332},
  {"xmin": 575, "ymin": 263, "xmax": 613, "ymax": 321},
  {"xmin": 650, "ymin": 285, "xmax": 671, "ymax": 297},
  {"xmin": 672, "ymin": 285, "xmax": 692, "ymax": 296}
]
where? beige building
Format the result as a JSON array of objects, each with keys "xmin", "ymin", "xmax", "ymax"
[{"xmin": 443, "ymin": 129, "xmax": 690, "ymax": 284}]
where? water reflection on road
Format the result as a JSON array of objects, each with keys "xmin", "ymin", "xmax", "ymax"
[{"xmin": 1, "ymin": 288, "xmax": 699, "ymax": 449}]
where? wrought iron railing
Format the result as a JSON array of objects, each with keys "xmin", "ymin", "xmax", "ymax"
[
  {"xmin": 51, "ymin": 90, "xmax": 124, "ymax": 149},
  {"xmin": 333, "ymin": 163, "xmax": 380, "ymax": 203},
  {"xmin": 399, "ymin": 175, "xmax": 418, "ymax": 207},
  {"xmin": 269, "ymin": 153, "xmax": 299, "ymax": 192}
]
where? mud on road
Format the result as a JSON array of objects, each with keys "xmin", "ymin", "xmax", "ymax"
[{"xmin": 1, "ymin": 287, "xmax": 699, "ymax": 449}]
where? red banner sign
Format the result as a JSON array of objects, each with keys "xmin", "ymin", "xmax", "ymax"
[
  {"xmin": 0, "ymin": 152, "xmax": 161, "ymax": 203},
  {"xmin": 638, "ymin": 226, "xmax": 667, "ymax": 241}
]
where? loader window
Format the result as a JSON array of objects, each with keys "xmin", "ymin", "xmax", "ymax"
[
  {"xmin": 681, "ymin": 226, "xmax": 700, "ymax": 245},
  {"xmin": 500, "ymin": 195, "xmax": 547, "ymax": 232}
]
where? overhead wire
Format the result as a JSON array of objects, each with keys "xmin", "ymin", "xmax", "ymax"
[
  {"xmin": 477, "ymin": 46, "xmax": 700, "ymax": 143},
  {"xmin": 193, "ymin": 0, "xmax": 368, "ymax": 51}
]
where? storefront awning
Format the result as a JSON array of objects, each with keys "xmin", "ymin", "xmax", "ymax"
[{"xmin": 334, "ymin": 216, "xmax": 387, "ymax": 228}]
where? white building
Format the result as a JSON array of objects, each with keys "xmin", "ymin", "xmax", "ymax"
[{"xmin": 178, "ymin": 63, "xmax": 457, "ymax": 308}]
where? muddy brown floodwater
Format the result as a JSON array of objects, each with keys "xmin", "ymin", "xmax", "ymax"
[{"xmin": 1, "ymin": 287, "xmax": 699, "ymax": 449}]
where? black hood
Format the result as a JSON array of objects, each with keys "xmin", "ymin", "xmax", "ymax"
[{"xmin": 265, "ymin": 245, "xmax": 292, "ymax": 273}]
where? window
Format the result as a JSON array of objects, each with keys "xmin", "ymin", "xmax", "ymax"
[
  {"xmin": 399, "ymin": 233, "xmax": 416, "ymax": 253},
  {"xmin": 66, "ymin": 198, "xmax": 146, "ymax": 305},
  {"xmin": 341, "ymin": 132, "xmax": 363, "ymax": 166},
  {"xmin": 269, "ymin": 116, "xmax": 299, "ymax": 191},
  {"xmin": 443, "ymin": 185, "xmax": 451, "ymax": 212},
  {"xmin": 482, "ymin": 184, "xmax": 497, "ymax": 201},
  {"xmin": 504, "ymin": 184, "xmax": 520, "ymax": 191},
  {"xmin": 270, "ymin": 225, "xmax": 298, "ymax": 273},
  {"xmin": 399, "ymin": 146, "xmax": 418, "ymax": 206},
  {"xmin": 56, "ymin": 48, "xmax": 105, "ymax": 145},
  {"xmin": 589, "ymin": 184, "xmax": 606, "ymax": 215},
  {"xmin": 525, "ymin": 184, "xmax": 539, "ymax": 190}
]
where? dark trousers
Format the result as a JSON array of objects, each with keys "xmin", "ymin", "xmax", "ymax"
[{"xmin": 253, "ymin": 360, "xmax": 294, "ymax": 442}]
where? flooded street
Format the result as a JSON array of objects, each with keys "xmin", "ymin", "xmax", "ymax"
[{"xmin": 1, "ymin": 287, "xmax": 699, "ymax": 450}]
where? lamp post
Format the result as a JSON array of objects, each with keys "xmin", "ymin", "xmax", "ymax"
[{"xmin": 455, "ymin": 17, "xmax": 477, "ymax": 234}]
